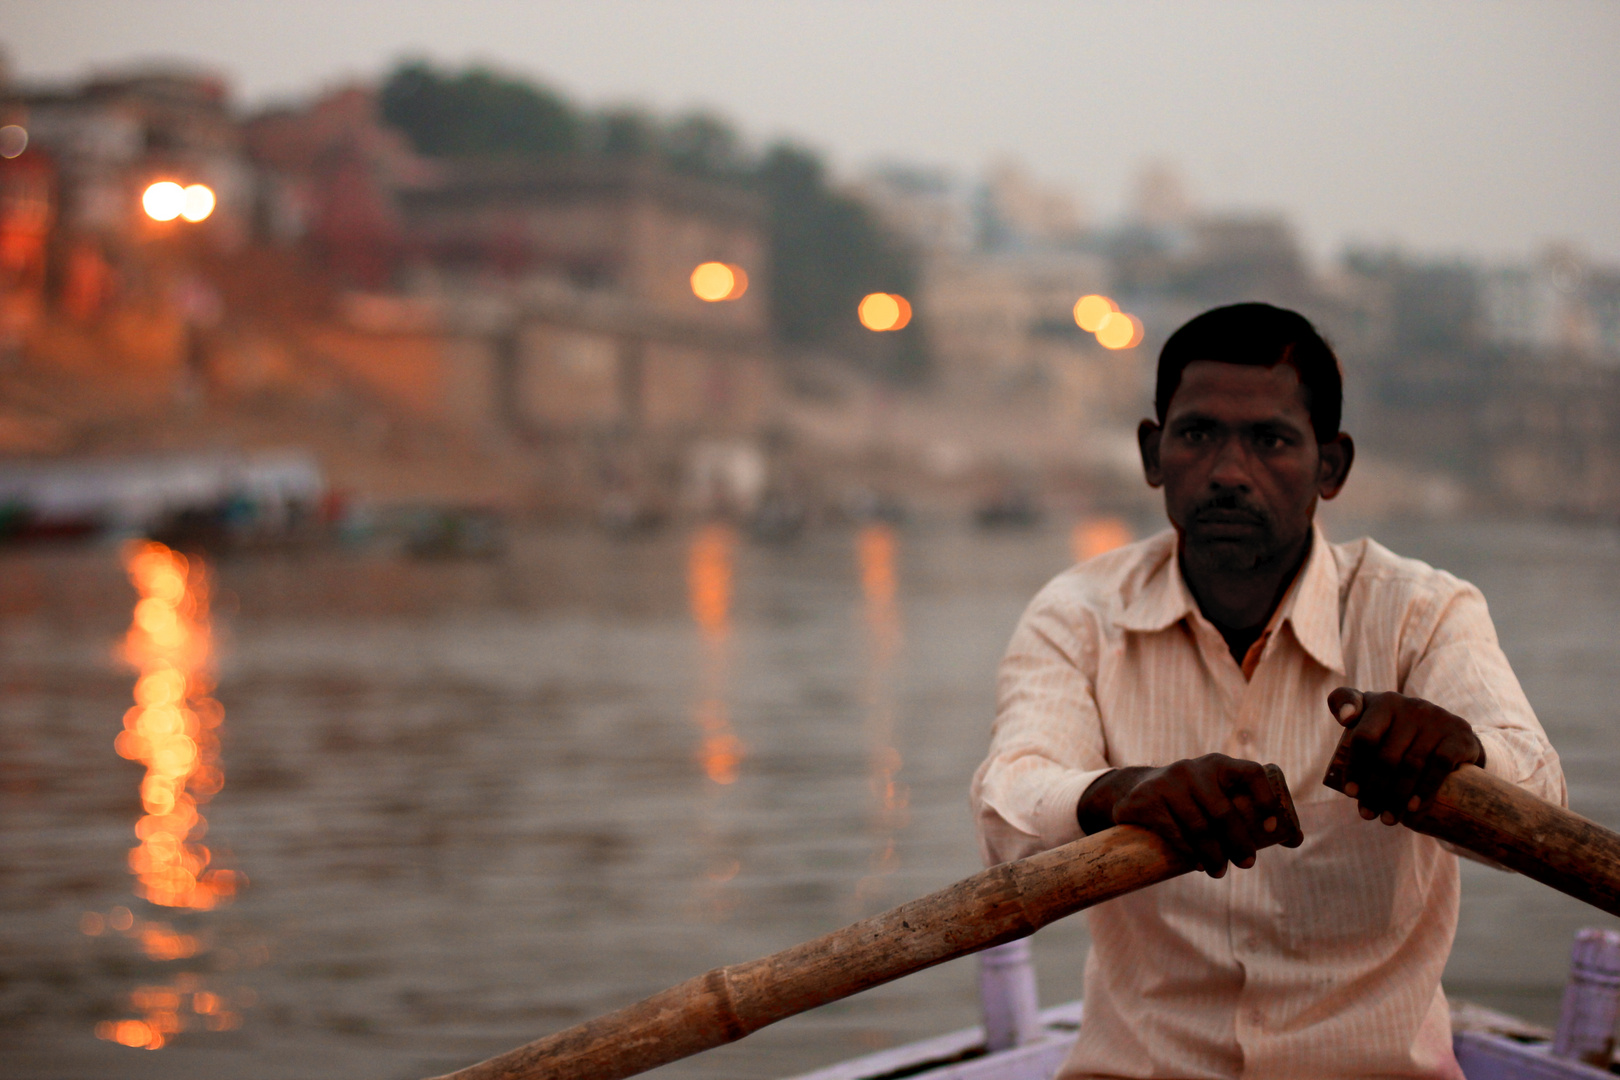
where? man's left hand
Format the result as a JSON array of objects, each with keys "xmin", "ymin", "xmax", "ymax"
[{"xmin": 1326, "ymin": 687, "xmax": 1486, "ymax": 824}]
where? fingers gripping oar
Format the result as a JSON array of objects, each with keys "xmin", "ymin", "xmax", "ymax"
[
  {"xmin": 428, "ymin": 766, "xmax": 1303, "ymax": 1080},
  {"xmin": 1323, "ymin": 734, "xmax": 1620, "ymax": 918}
]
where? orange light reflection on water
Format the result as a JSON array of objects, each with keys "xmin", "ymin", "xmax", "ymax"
[
  {"xmin": 687, "ymin": 524, "xmax": 744, "ymax": 784},
  {"xmin": 853, "ymin": 524, "xmax": 907, "ymax": 910},
  {"xmin": 84, "ymin": 906, "xmax": 256, "ymax": 1048},
  {"xmin": 93, "ymin": 541, "xmax": 244, "ymax": 1049},
  {"xmin": 92, "ymin": 973, "xmax": 247, "ymax": 1049},
  {"xmin": 116, "ymin": 541, "xmax": 237, "ymax": 910},
  {"xmin": 685, "ymin": 523, "xmax": 746, "ymax": 921}
]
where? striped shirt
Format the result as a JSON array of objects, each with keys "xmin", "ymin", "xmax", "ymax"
[{"xmin": 971, "ymin": 523, "xmax": 1565, "ymax": 1079}]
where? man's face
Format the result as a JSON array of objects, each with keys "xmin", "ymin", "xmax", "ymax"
[{"xmin": 1140, "ymin": 360, "xmax": 1345, "ymax": 573}]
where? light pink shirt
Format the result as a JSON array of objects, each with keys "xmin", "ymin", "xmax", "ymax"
[{"xmin": 971, "ymin": 524, "xmax": 1564, "ymax": 1079}]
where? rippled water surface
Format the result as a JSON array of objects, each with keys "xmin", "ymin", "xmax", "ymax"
[{"xmin": 3, "ymin": 515, "xmax": 1619, "ymax": 1079}]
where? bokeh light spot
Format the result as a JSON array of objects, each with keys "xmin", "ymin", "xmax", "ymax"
[
  {"xmin": 1096, "ymin": 311, "xmax": 1144, "ymax": 350},
  {"xmin": 1071, "ymin": 517, "xmax": 1134, "ymax": 563},
  {"xmin": 859, "ymin": 292, "xmax": 909, "ymax": 331},
  {"xmin": 691, "ymin": 261, "xmax": 747, "ymax": 301},
  {"xmin": 142, "ymin": 182, "xmax": 185, "ymax": 222},
  {"xmin": 889, "ymin": 294, "xmax": 912, "ymax": 330},
  {"xmin": 1074, "ymin": 294, "xmax": 1118, "ymax": 332},
  {"xmin": 180, "ymin": 184, "xmax": 215, "ymax": 223}
]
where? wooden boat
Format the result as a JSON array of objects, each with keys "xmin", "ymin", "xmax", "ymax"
[{"xmin": 785, "ymin": 936, "xmax": 1620, "ymax": 1080}]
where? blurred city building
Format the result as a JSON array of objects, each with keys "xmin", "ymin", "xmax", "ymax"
[
  {"xmin": 0, "ymin": 67, "xmax": 258, "ymax": 448},
  {"xmin": 3, "ymin": 57, "xmax": 1620, "ymax": 521},
  {"xmin": 1, "ymin": 70, "xmax": 781, "ymax": 514},
  {"xmin": 977, "ymin": 157, "xmax": 1089, "ymax": 252},
  {"xmin": 247, "ymin": 87, "xmax": 775, "ymax": 466},
  {"xmin": 1480, "ymin": 244, "xmax": 1620, "ymax": 363},
  {"xmin": 857, "ymin": 160, "xmax": 1137, "ymax": 480},
  {"xmin": 398, "ymin": 159, "xmax": 772, "ymax": 441},
  {"xmin": 1340, "ymin": 246, "xmax": 1620, "ymax": 517},
  {"xmin": 244, "ymin": 84, "xmax": 432, "ymax": 282},
  {"xmin": 12, "ymin": 67, "xmax": 251, "ymax": 246}
]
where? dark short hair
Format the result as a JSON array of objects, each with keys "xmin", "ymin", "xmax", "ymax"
[{"xmin": 1155, "ymin": 302, "xmax": 1343, "ymax": 442}]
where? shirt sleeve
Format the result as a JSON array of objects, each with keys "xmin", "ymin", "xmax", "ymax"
[
  {"xmin": 970, "ymin": 575, "xmax": 1114, "ymax": 866},
  {"xmin": 1399, "ymin": 578, "xmax": 1566, "ymax": 808}
]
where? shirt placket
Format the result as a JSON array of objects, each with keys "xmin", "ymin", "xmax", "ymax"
[
  {"xmin": 1230, "ymin": 629, "xmax": 1288, "ymax": 1068},
  {"xmin": 1185, "ymin": 610, "xmax": 1283, "ymax": 1068},
  {"xmin": 1183, "ymin": 614, "xmax": 1252, "ymax": 1024}
]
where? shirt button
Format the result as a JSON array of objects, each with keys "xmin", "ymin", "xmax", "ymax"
[
  {"xmin": 1246, "ymin": 935, "xmax": 1259, "ymax": 950},
  {"xmin": 1249, "ymin": 1008, "xmax": 1264, "ymax": 1026},
  {"xmin": 1237, "ymin": 729, "xmax": 1253, "ymax": 745}
]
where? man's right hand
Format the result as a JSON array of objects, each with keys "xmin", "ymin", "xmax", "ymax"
[{"xmin": 1077, "ymin": 755, "xmax": 1296, "ymax": 878}]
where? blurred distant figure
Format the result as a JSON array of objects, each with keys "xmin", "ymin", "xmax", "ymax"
[{"xmin": 173, "ymin": 274, "xmax": 223, "ymax": 398}]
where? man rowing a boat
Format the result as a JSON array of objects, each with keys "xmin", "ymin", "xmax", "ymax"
[{"xmin": 971, "ymin": 302, "xmax": 1565, "ymax": 1079}]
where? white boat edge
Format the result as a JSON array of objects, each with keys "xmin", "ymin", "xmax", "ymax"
[{"xmin": 782, "ymin": 938, "xmax": 1619, "ymax": 1080}]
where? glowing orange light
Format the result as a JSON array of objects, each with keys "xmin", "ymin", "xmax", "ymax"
[
  {"xmin": 118, "ymin": 541, "xmax": 233, "ymax": 910},
  {"xmin": 1071, "ymin": 517, "xmax": 1133, "ymax": 564},
  {"xmin": 688, "ymin": 524, "xmax": 734, "ymax": 641},
  {"xmin": 698, "ymin": 710, "xmax": 743, "ymax": 785},
  {"xmin": 1095, "ymin": 310, "xmax": 1144, "ymax": 350},
  {"xmin": 858, "ymin": 523, "xmax": 898, "ymax": 612},
  {"xmin": 137, "ymin": 922, "xmax": 200, "ymax": 961},
  {"xmin": 859, "ymin": 292, "xmax": 911, "ymax": 331},
  {"xmin": 1073, "ymin": 294, "xmax": 1118, "ymax": 332},
  {"xmin": 691, "ymin": 261, "xmax": 748, "ymax": 301},
  {"xmin": 97, "ymin": 965, "xmax": 247, "ymax": 1046},
  {"xmin": 889, "ymin": 294, "xmax": 912, "ymax": 330},
  {"xmin": 142, "ymin": 182, "xmax": 186, "ymax": 222},
  {"xmin": 132, "ymin": 986, "xmax": 183, "ymax": 1012},
  {"xmin": 98, "ymin": 1018, "xmax": 161, "ymax": 1049},
  {"xmin": 180, "ymin": 184, "xmax": 215, "ymax": 223}
]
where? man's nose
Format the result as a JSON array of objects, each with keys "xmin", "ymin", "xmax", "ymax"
[{"xmin": 1208, "ymin": 435, "xmax": 1253, "ymax": 489}]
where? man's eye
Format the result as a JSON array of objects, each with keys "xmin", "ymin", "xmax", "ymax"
[{"xmin": 1182, "ymin": 429, "xmax": 1210, "ymax": 444}]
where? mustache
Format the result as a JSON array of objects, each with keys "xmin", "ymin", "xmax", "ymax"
[{"xmin": 1190, "ymin": 494, "xmax": 1269, "ymax": 524}]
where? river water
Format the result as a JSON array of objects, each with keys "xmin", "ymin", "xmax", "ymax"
[{"xmin": 3, "ymin": 514, "xmax": 1619, "ymax": 1079}]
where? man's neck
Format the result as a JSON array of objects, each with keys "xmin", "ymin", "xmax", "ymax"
[{"xmin": 1180, "ymin": 529, "xmax": 1313, "ymax": 667}]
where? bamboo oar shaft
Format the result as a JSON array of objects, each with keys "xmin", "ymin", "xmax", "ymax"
[
  {"xmin": 429, "ymin": 765, "xmax": 1302, "ymax": 1080},
  {"xmin": 1324, "ymin": 750, "xmax": 1620, "ymax": 918},
  {"xmin": 430, "ymin": 826, "xmax": 1179, "ymax": 1080}
]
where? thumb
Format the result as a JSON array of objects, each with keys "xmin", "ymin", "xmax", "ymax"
[{"xmin": 1328, "ymin": 687, "xmax": 1364, "ymax": 727}]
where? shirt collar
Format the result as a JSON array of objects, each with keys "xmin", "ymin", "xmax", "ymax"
[
  {"xmin": 1114, "ymin": 529, "xmax": 1197, "ymax": 633},
  {"xmin": 1115, "ymin": 521, "xmax": 1344, "ymax": 675},
  {"xmin": 1281, "ymin": 522, "xmax": 1345, "ymax": 675}
]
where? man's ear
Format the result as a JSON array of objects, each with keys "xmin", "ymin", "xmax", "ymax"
[
  {"xmin": 1138, "ymin": 419, "xmax": 1164, "ymax": 488},
  {"xmin": 1317, "ymin": 433, "xmax": 1355, "ymax": 500}
]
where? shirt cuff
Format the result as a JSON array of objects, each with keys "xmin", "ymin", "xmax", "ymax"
[
  {"xmin": 1034, "ymin": 767, "xmax": 1115, "ymax": 849},
  {"xmin": 1473, "ymin": 730, "xmax": 1510, "ymax": 783}
]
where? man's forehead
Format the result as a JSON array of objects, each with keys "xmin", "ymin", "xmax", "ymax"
[{"xmin": 1165, "ymin": 360, "xmax": 1311, "ymax": 422}]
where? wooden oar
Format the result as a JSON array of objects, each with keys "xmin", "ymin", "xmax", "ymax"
[
  {"xmin": 1323, "ymin": 736, "xmax": 1620, "ymax": 917},
  {"xmin": 428, "ymin": 766, "xmax": 1303, "ymax": 1080}
]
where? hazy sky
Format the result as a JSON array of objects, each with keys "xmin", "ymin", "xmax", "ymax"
[{"xmin": 5, "ymin": 1, "xmax": 1618, "ymax": 265}]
